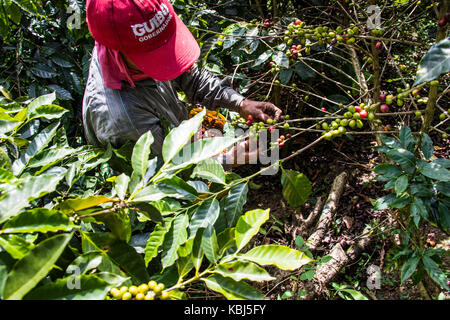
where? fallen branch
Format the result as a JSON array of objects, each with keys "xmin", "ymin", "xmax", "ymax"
[
  {"xmin": 306, "ymin": 171, "xmax": 348, "ymax": 251},
  {"xmin": 306, "ymin": 226, "xmax": 374, "ymax": 299}
]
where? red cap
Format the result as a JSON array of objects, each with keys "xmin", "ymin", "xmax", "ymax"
[{"xmin": 86, "ymin": 0, "xmax": 200, "ymax": 81}]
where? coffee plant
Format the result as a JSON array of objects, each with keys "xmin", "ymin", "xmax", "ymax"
[{"xmin": 0, "ymin": 0, "xmax": 449, "ymax": 300}]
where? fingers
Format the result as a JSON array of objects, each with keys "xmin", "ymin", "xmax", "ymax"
[{"xmin": 262, "ymin": 102, "xmax": 282, "ymax": 121}]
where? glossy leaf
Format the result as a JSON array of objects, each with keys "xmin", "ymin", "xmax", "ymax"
[
  {"xmin": 24, "ymin": 274, "xmax": 111, "ymax": 300},
  {"xmin": 168, "ymin": 136, "xmax": 238, "ymax": 172},
  {"xmin": 422, "ymin": 255, "xmax": 449, "ymax": 290},
  {"xmin": 413, "ymin": 38, "xmax": 450, "ymax": 87},
  {"xmin": 0, "ymin": 172, "xmax": 66, "ymax": 223},
  {"xmin": 191, "ymin": 158, "xmax": 226, "ymax": 184},
  {"xmin": 144, "ymin": 223, "xmax": 168, "ymax": 267},
  {"xmin": 214, "ymin": 260, "xmax": 275, "ymax": 282},
  {"xmin": 220, "ymin": 182, "xmax": 248, "ymax": 229},
  {"xmin": 57, "ymin": 195, "xmax": 113, "ymax": 214},
  {"xmin": 1, "ymin": 208, "xmax": 77, "ymax": 234},
  {"xmin": 162, "ymin": 109, "xmax": 205, "ymax": 164},
  {"xmin": 132, "ymin": 202, "xmax": 164, "ymax": 225},
  {"xmin": 161, "ymin": 214, "xmax": 188, "ymax": 268},
  {"xmin": 3, "ymin": 233, "xmax": 72, "ymax": 300},
  {"xmin": 131, "ymin": 130, "xmax": 154, "ymax": 187},
  {"xmin": 281, "ymin": 169, "xmax": 312, "ymax": 207},
  {"xmin": 201, "ymin": 224, "xmax": 219, "ymax": 263},
  {"xmin": 400, "ymin": 255, "xmax": 420, "ymax": 284},
  {"xmin": 238, "ymin": 244, "xmax": 312, "ymax": 271},
  {"xmin": 421, "ymin": 133, "xmax": 434, "ymax": 160},
  {"xmin": 0, "ymin": 234, "xmax": 35, "ymax": 260},
  {"xmin": 12, "ymin": 121, "xmax": 60, "ymax": 176},
  {"xmin": 114, "ymin": 173, "xmax": 130, "ymax": 200},
  {"xmin": 235, "ymin": 209, "xmax": 269, "ymax": 252},
  {"xmin": 202, "ymin": 274, "xmax": 263, "ymax": 300},
  {"xmin": 189, "ymin": 198, "xmax": 220, "ymax": 238},
  {"xmin": 27, "ymin": 104, "xmax": 68, "ymax": 121}
]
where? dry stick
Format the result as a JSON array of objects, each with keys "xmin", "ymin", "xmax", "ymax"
[
  {"xmin": 306, "ymin": 171, "xmax": 348, "ymax": 251},
  {"xmin": 306, "ymin": 225, "xmax": 373, "ymax": 299},
  {"xmin": 297, "ymin": 196, "xmax": 325, "ymax": 235}
]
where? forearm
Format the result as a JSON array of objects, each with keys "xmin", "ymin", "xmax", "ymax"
[{"xmin": 173, "ymin": 65, "xmax": 245, "ymax": 111}]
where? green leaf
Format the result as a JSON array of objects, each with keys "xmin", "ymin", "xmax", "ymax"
[
  {"xmin": 394, "ymin": 175, "xmax": 408, "ymax": 195},
  {"xmin": 0, "ymin": 120, "xmax": 21, "ymax": 134},
  {"xmin": 12, "ymin": 121, "xmax": 61, "ymax": 176},
  {"xmin": 0, "ymin": 234, "xmax": 35, "ymax": 259},
  {"xmin": 272, "ymin": 51, "xmax": 289, "ymax": 68},
  {"xmin": 279, "ymin": 69, "xmax": 293, "ymax": 85},
  {"xmin": 131, "ymin": 130, "xmax": 154, "ymax": 186},
  {"xmin": 235, "ymin": 209, "xmax": 270, "ymax": 252},
  {"xmin": 189, "ymin": 198, "xmax": 220, "ymax": 238},
  {"xmin": 281, "ymin": 169, "xmax": 312, "ymax": 207},
  {"xmin": 24, "ymin": 274, "xmax": 111, "ymax": 300},
  {"xmin": 253, "ymin": 49, "xmax": 272, "ymax": 67},
  {"xmin": 114, "ymin": 173, "xmax": 130, "ymax": 200},
  {"xmin": 156, "ymin": 176, "xmax": 198, "ymax": 201},
  {"xmin": 390, "ymin": 195, "xmax": 410, "ymax": 209},
  {"xmin": 27, "ymin": 104, "xmax": 68, "ymax": 120},
  {"xmin": 26, "ymin": 92, "xmax": 56, "ymax": 117},
  {"xmin": 133, "ymin": 202, "xmax": 164, "ymax": 225},
  {"xmin": 294, "ymin": 61, "xmax": 315, "ymax": 80},
  {"xmin": 399, "ymin": 126, "xmax": 416, "ymax": 152},
  {"xmin": 201, "ymin": 224, "xmax": 219, "ymax": 263},
  {"xmin": 387, "ymin": 148, "xmax": 416, "ymax": 172},
  {"xmin": 30, "ymin": 64, "xmax": 57, "ymax": 79},
  {"xmin": 3, "ymin": 233, "xmax": 72, "ymax": 300},
  {"xmin": 373, "ymin": 163, "xmax": 402, "ymax": 177},
  {"xmin": 413, "ymin": 38, "xmax": 450, "ymax": 87},
  {"xmin": 191, "ymin": 230, "xmax": 204, "ymax": 272},
  {"xmin": 220, "ymin": 182, "xmax": 248, "ymax": 230},
  {"xmin": 436, "ymin": 182, "xmax": 450, "ymax": 197},
  {"xmin": 161, "ymin": 214, "xmax": 189, "ymax": 268},
  {"xmin": 67, "ymin": 253, "xmax": 103, "ymax": 275},
  {"xmin": 421, "ymin": 133, "xmax": 434, "ymax": 160},
  {"xmin": 168, "ymin": 136, "xmax": 238, "ymax": 172},
  {"xmin": 132, "ymin": 185, "xmax": 167, "ymax": 202},
  {"xmin": 162, "ymin": 109, "xmax": 205, "ymax": 164},
  {"xmin": 144, "ymin": 223, "xmax": 168, "ymax": 267},
  {"xmin": 401, "ymin": 255, "xmax": 420, "ymax": 284},
  {"xmin": 191, "ymin": 158, "xmax": 226, "ymax": 184},
  {"xmin": 419, "ymin": 163, "xmax": 450, "ymax": 181},
  {"xmin": 202, "ymin": 274, "xmax": 264, "ymax": 300},
  {"xmin": 57, "ymin": 195, "xmax": 113, "ymax": 214},
  {"xmin": 411, "ymin": 197, "xmax": 428, "ymax": 223},
  {"xmin": 238, "ymin": 244, "xmax": 312, "ymax": 271},
  {"xmin": 104, "ymin": 241, "xmax": 149, "ymax": 284},
  {"xmin": 27, "ymin": 147, "xmax": 74, "ymax": 172},
  {"xmin": 422, "ymin": 255, "xmax": 449, "ymax": 290},
  {"xmin": 1, "ymin": 208, "xmax": 77, "ymax": 234},
  {"xmin": 214, "ymin": 261, "xmax": 275, "ymax": 282},
  {"xmin": 94, "ymin": 209, "xmax": 131, "ymax": 243},
  {"xmin": 0, "ymin": 172, "xmax": 66, "ymax": 223}
]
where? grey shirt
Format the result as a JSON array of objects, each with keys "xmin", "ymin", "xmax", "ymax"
[{"xmin": 82, "ymin": 47, "xmax": 245, "ymax": 155}]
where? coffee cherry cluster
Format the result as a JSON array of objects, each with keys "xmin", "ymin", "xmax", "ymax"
[
  {"xmin": 263, "ymin": 18, "xmax": 274, "ymax": 27},
  {"xmin": 107, "ymin": 281, "xmax": 168, "ymax": 301},
  {"xmin": 283, "ymin": 20, "xmax": 368, "ymax": 49},
  {"xmin": 438, "ymin": 12, "xmax": 450, "ymax": 27},
  {"xmin": 269, "ymin": 61, "xmax": 281, "ymax": 74},
  {"xmin": 319, "ymin": 103, "xmax": 379, "ymax": 140},
  {"xmin": 230, "ymin": 114, "xmax": 292, "ymax": 147}
]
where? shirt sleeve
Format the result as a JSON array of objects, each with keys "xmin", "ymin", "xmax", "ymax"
[{"xmin": 172, "ymin": 65, "xmax": 245, "ymax": 112}]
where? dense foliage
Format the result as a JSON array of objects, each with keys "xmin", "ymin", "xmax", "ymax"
[{"xmin": 0, "ymin": 0, "xmax": 448, "ymax": 300}]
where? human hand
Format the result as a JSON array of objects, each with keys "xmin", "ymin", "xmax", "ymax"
[{"xmin": 238, "ymin": 99, "xmax": 282, "ymax": 123}]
